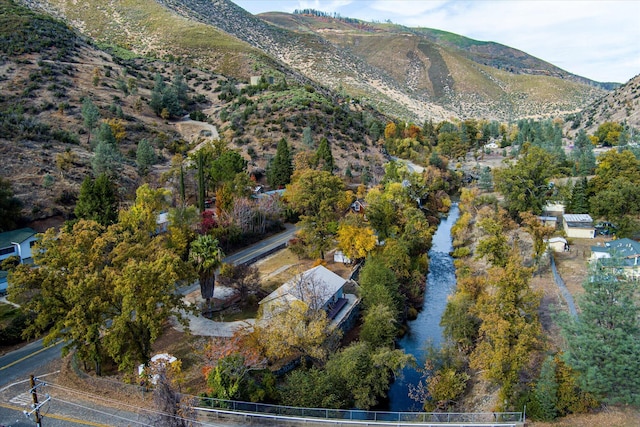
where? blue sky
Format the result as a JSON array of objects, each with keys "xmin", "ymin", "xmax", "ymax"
[{"xmin": 231, "ymin": 0, "xmax": 640, "ymax": 84}]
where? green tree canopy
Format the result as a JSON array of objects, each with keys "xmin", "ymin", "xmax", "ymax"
[
  {"xmin": 0, "ymin": 177, "xmax": 22, "ymax": 232},
  {"xmin": 74, "ymin": 174, "xmax": 118, "ymax": 226},
  {"xmin": 267, "ymin": 138, "xmax": 293, "ymax": 188},
  {"xmin": 561, "ymin": 266, "xmax": 640, "ymax": 405},
  {"xmin": 189, "ymin": 234, "xmax": 224, "ymax": 306}
]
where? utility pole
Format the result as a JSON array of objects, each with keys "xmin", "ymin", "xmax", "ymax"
[
  {"xmin": 25, "ymin": 375, "xmax": 49, "ymax": 426},
  {"xmin": 29, "ymin": 375, "xmax": 42, "ymax": 427}
]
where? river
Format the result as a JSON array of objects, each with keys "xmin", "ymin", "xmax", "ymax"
[{"xmin": 387, "ymin": 203, "xmax": 460, "ymax": 412}]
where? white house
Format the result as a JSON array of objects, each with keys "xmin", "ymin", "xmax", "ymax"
[
  {"xmin": 0, "ymin": 228, "xmax": 37, "ymax": 264},
  {"xmin": 547, "ymin": 236, "xmax": 569, "ymax": 253},
  {"xmin": 590, "ymin": 238, "xmax": 640, "ymax": 280},
  {"xmin": 259, "ymin": 265, "xmax": 347, "ymax": 320},
  {"xmin": 156, "ymin": 211, "xmax": 169, "ymax": 234},
  {"xmin": 563, "ymin": 214, "xmax": 596, "ymax": 239}
]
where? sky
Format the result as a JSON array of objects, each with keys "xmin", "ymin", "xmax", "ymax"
[{"xmin": 231, "ymin": 0, "xmax": 640, "ymax": 84}]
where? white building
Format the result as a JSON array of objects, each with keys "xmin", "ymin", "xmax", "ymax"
[
  {"xmin": 0, "ymin": 228, "xmax": 37, "ymax": 264},
  {"xmin": 563, "ymin": 214, "xmax": 596, "ymax": 239}
]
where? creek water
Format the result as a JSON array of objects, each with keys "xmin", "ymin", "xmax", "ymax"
[{"xmin": 387, "ymin": 203, "xmax": 460, "ymax": 412}]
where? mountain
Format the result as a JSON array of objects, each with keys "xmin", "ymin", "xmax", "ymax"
[
  {"xmin": 565, "ymin": 73, "xmax": 640, "ymax": 137},
  {"xmin": 1, "ymin": 0, "xmax": 387, "ymax": 223},
  {"xmin": 24, "ymin": 0, "xmax": 610, "ymax": 122}
]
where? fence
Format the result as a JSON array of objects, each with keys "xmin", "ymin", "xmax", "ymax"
[{"xmin": 196, "ymin": 397, "xmax": 523, "ymax": 425}]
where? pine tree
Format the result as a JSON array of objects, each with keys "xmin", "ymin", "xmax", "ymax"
[
  {"xmin": 136, "ymin": 139, "xmax": 157, "ymax": 176},
  {"xmin": 267, "ymin": 138, "xmax": 293, "ymax": 188},
  {"xmin": 316, "ymin": 137, "xmax": 334, "ymax": 172},
  {"xmin": 478, "ymin": 166, "xmax": 493, "ymax": 191},
  {"xmin": 75, "ymin": 174, "xmax": 118, "ymax": 226},
  {"xmin": 561, "ymin": 267, "xmax": 640, "ymax": 405}
]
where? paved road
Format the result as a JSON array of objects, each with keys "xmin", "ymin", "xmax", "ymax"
[{"xmin": 0, "ymin": 340, "xmax": 62, "ymax": 389}]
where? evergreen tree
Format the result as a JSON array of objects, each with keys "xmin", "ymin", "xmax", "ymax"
[
  {"xmin": 316, "ymin": 137, "xmax": 334, "ymax": 172},
  {"xmin": 0, "ymin": 178, "xmax": 22, "ymax": 232},
  {"xmin": 267, "ymin": 138, "xmax": 293, "ymax": 188},
  {"xmin": 534, "ymin": 356, "xmax": 559, "ymax": 421},
  {"xmin": 136, "ymin": 139, "xmax": 157, "ymax": 176},
  {"xmin": 302, "ymin": 127, "xmax": 313, "ymax": 147},
  {"xmin": 81, "ymin": 98, "xmax": 100, "ymax": 145},
  {"xmin": 91, "ymin": 139, "xmax": 122, "ymax": 178},
  {"xmin": 75, "ymin": 174, "xmax": 118, "ymax": 226},
  {"xmin": 478, "ymin": 166, "xmax": 493, "ymax": 191},
  {"xmin": 561, "ymin": 266, "xmax": 640, "ymax": 405},
  {"xmin": 567, "ymin": 177, "xmax": 589, "ymax": 213}
]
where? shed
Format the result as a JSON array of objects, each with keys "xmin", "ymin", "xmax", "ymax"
[
  {"xmin": 563, "ymin": 214, "xmax": 596, "ymax": 239},
  {"xmin": 547, "ymin": 236, "xmax": 568, "ymax": 252}
]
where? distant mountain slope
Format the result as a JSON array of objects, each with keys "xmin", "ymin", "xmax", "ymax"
[
  {"xmin": 566, "ymin": 73, "xmax": 640, "ymax": 136},
  {"xmin": 26, "ymin": 0, "xmax": 609, "ymax": 122}
]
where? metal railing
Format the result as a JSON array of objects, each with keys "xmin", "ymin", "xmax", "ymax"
[{"xmin": 197, "ymin": 396, "xmax": 523, "ymax": 424}]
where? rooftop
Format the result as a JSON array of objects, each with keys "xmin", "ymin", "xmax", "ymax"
[{"xmin": 0, "ymin": 228, "xmax": 37, "ymax": 248}]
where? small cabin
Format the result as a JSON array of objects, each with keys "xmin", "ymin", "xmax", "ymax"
[{"xmin": 563, "ymin": 214, "xmax": 596, "ymax": 239}]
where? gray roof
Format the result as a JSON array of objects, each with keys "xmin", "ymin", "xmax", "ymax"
[
  {"xmin": 605, "ymin": 238, "xmax": 640, "ymax": 257},
  {"xmin": 563, "ymin": 214, "xmax": 593, "ymax": 223},
  {"xmin": 260, "ymin": 265, "xmax": 346, "ymax": 308},
  {"xmin": 0, "ymin": 228, "xmax": 37, "ymax": 248}
]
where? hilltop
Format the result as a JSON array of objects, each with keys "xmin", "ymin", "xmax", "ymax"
[{"xmin": 24, "ymin": 0, "xmax": 609, "ymax": 122}]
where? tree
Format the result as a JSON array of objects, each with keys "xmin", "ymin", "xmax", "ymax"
[
  {"xmin": 478, "ymin": 166, "xmax": 493, "ymax": 191},
  {"xmin": 150, "ymin": 363, "xmax": 195, "ymax": 427},
  {"xmin": 81, "ymin": 97, "xmax": 100, "ymax": 145},
  {"xmin": 218, "ymin": 263, "xmax": 261, "ymax": 305},
  {"xmin": 91, "ymin": 124, "xmax": 122, "ymax": 178},
  {"xmin": 189, "ymin": 234, "xmax": 224, "ymax": 308},
  {"xmin": 358, "ymin": 256, "xmax": 402, "ymax": 315},
  {"xmin": 136, "ymin": 139, "xmax": 157, "ymax": 176},
  {"xmin": 475, "ymin": 206, "xmax": 516, "ymax": 268},
  {"xmin": 561, "ymin": 266, "xmax": 640, "ymax": 405},
  {"xmin": 75, "ymin": 174, "xmax": 118, "ymax": 226},
  {"xmin": 266, "ymin": 138, "xmax": 293, "ymax": 188},
  {"xmin": 8, "ymin": 200, "xmax": 193, "ymax": 375},
  {"xmin": 594, "ymin": 121, "xmax": 623, "ymax": 146},
  {"xmin": 493, "ymin": 145, "xmax": 556, "ymax": 217},
  {"xmin": 336, "ymin": 222, "xmax": 377, "ymax": 262},
  {"xmin": 0, "ymin": 177, "xmax": 22, "ymax": 232},
  {"xmin": 286, "ymin": 170, "xmax": 346, "ymax": 259},
  {"xmin": 470, "ymin": 252, "xmax": 543, "ymax": 405},
  {"xmin": 566, "ymin": 177, "xmax": 589, "ymax": 214},
  {"xmin": 520, "ymin": 211, "xmax": 556, "ymax": 270},
  {"xmin": 210, "ymin": 150, "xmax": 247, "ymax": 189},
  {"xmin": 360, "ymin": 304, "xmax": 397, "ymax": 348},
  {"xmin": 255, "ymin": 299, "xmax": 337, "ymax": 365},
  {"xmin": 324, "ymin": 342, "xmax": 414, "ymax": 409},
  {"xmin": 316, "ymin": 137, "xmax": 334, "ymax": 172}
]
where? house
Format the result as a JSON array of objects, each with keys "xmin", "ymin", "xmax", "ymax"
[
  {"xmin": 0, "ymin": 228, "xmax": 38, "ymax": 264},
  {"xmin": 590, "ymin": 238, "xmax": 640, "ymax": 280},
  {"xmin": 563, "ymin": 214, "xmax": 596, "ymax": 239},
  {"xmin": 547, "ymin": 236, "xmax": 569, "ymax": 253},
  {"xmin": 350, "ymin": 199, "xmax": 367, "ymax": 214},
  {"xmin": 156, "ymin": 211, "xmax": 169, "ymax": 234},
  {"xmin": 259, "ymin": 265, "xmax": 347, "ymax": 320}
]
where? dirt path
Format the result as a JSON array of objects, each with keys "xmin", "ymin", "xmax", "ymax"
[{"xmin": 173, "ymin": 115, "xmax": 219, "ymax": 145}]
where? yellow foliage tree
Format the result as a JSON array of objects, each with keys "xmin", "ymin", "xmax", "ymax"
[
  {"xmin": 336, "ymin": 223, "xmax": 377, "ymax": 262},
  {"xmin": 104, "ymin": 118, "xmax": 126, "ymax": 143}
]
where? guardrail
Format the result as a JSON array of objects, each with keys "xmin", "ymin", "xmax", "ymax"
[{"xmin": 196, "ymin": 397, "xmax": 523, "ymax": 425}]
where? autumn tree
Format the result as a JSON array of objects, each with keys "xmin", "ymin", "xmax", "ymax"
[
  {"xmin": 469, "ymin": 252, "xmax": 543, "ymax": 406},
  {"xmin": 189, "ymin": 234, "xmax": 224, "ymax": 309},
  {"xmin": 520, "ymin": 211, "xmax": 556, "ymax": 270},
  {"xmin": 594, "ymin": 121, "xmax": 623, "ymax": 146},
  {"xmin": 475, "ymin": 206, "xmax": 516, "ymax": 268},
  {"xmin": 286, "ymin": 170, "xmax": 347, "ymax": 259},
  {"xmin": 9, "ymin": 185, "xmax": 193, "ymax": 374},
  {"xmin": 255, "ymin": 299, "xmax": 338, "ymax": 365},
  {"xmin": 336, "ymin": 220, "xmax": 377, "ymax": 262}
]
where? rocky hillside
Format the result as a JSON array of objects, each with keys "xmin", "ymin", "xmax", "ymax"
[
  {"xmin": 23, "ymin": 0, "xmax": 609, "ymax": 123},
  {"xmin": 1, "ymin": 0, "xmax": 388, "ymax": 225},
  {"xmin": 565, "ymin": 73, "xmax": 640, "ymax": 136}
]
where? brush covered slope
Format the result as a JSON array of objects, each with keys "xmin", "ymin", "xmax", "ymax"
[{"xmin": 1, "ymin": 0, "xmax": 387, "ymax": 223}]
